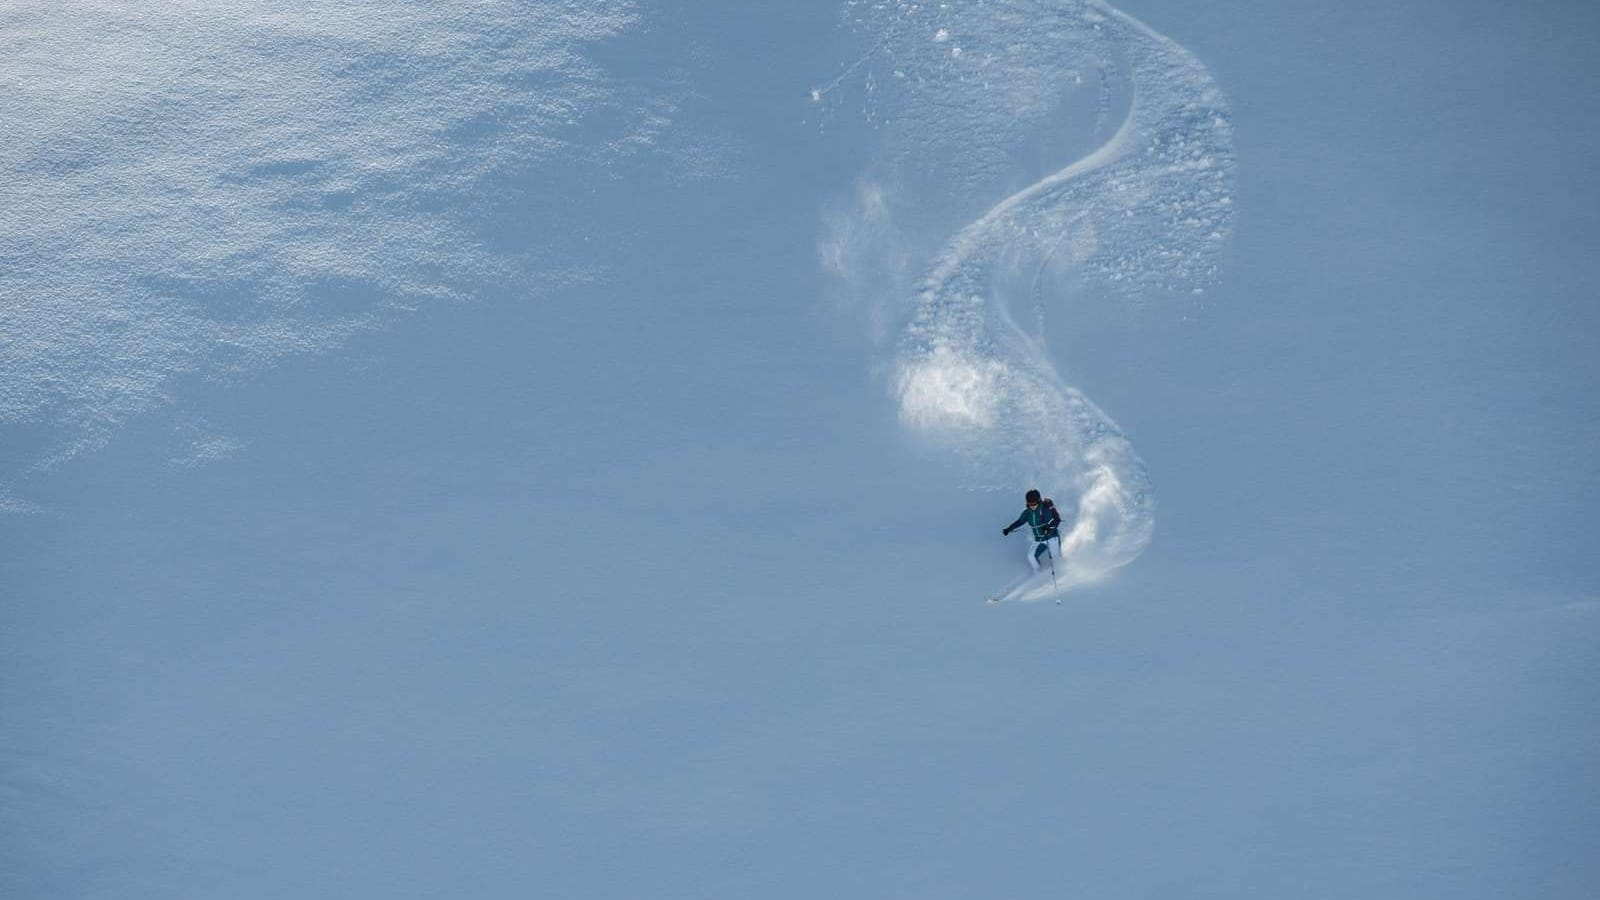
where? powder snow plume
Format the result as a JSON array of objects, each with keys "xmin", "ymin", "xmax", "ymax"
[{"xmin": 820, "ymin": 0, "xmax": 1234, "ymax": 585}]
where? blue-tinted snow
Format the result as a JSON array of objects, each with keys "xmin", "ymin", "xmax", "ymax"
[{"xmin": 3, "ymin": 1, "xmax": 1597, "ymax": 897}]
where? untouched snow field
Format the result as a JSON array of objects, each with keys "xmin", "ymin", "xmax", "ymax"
[{"xmin": 4, "ymin": 1, "xmax": 1597, "ymax": 897}]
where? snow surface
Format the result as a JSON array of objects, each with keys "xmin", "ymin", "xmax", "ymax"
[{"xmin": 4, "ymin": 0, "xmax": 1598, "ymax": 897}]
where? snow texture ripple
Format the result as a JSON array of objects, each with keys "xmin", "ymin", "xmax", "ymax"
[
  {"xmin": 0, "ymin": 0, "xmax": 702, "ymax": 506},
  {"xmin": 820, "ymin": 0, "xmax": 1234, "ymax": 593}
]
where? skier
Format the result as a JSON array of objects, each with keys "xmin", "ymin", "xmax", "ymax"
[{"xmin": 1001, "ymin": 489, "xmax": 1063, "ymax": 573}]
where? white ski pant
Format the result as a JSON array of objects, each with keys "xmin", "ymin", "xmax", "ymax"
[{"xmin": 1028, "ymin": 536, "xmax": 1062, "ymax": 571}]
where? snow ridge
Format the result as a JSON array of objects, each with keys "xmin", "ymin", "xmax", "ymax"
[{"xmin": 823, "ymin": 0, "xmax": 1234, "ymax": 582}]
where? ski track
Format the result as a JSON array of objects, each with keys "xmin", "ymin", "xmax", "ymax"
[
  {"xmin": 823, "ymin": 0, "xmax": 1235, "ymax": 593},
  {"xmin": 0, "ymin": 0, "xmax": 712, "ymax": 506}
]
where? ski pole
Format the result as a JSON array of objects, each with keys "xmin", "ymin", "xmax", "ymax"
[{"xmin": 1049, "ymin": 546, "xmax": 1061, "ymax": 604}]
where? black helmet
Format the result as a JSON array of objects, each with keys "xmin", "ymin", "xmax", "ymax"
[{"xmin": 1025, "ymin": 489, "xmax": 1041, "ymax": 504}]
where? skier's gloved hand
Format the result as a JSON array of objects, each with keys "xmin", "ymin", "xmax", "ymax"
[{"xmin": 1002, "ymin": 527, "xmax": 1011, "ymax": 536}]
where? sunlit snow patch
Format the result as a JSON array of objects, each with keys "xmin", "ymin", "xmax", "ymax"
[{"xmin": 0, "ymin": 0, "xmax": 713, "ymax": 502}]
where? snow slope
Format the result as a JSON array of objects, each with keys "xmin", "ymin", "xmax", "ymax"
[
  {"xmin": 0, "ymin": 0, "xmax": 707, "ymax": 491},
  {"xmin": 3, "ymin": 1, "xmax": 1596, "ymax": 898}
]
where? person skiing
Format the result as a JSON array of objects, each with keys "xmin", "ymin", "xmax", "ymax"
[{"xmin": 1002, "ymin": 489, "xmax": 1062, "ymax": 573}]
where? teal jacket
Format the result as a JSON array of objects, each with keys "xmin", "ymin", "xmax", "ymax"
[{"xmin": 1005, "ymin": 502, "xmax": 1061, "ymax": 541}]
